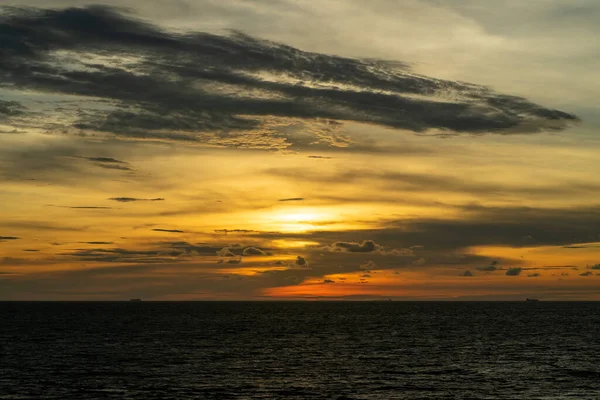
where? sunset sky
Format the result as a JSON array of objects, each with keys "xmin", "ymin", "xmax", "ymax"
[{"xmin": 1, "ymin": 0, "xmax": 599, "ymax": 300}]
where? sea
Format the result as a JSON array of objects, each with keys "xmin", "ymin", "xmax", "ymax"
[{"xmin": 1, "ymin": 301, "xmax": 599, "ymax": 399}]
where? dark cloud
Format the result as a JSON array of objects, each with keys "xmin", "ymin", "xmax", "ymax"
[
  {"xmin": 462, "ymin": 270, "xmax": 474, "ymax": 277},
  {"xmin": 81, "ymin": 241, "xmax": 113, "ymax": 245},
  {"xmin": 0, "ymin": 5, "xmax": 578, "ymax": 150},
  {"xmin": 323, "ymin": 279, "xmax": 335, "ymax": 284},
  {"xmin": 81, "ymin": 156, "xmax": 133, "ymax": 171},
  {"xmin": 590, "ymin": 265, "xmax": 600, "ymax": 270},
  {"xmin": 293, "ymin": 256, "xmax": 309, "ymax": 268},
  {"xmin": 308, "ymin": 156, "xmax": 332, "ymax": 159},
  {"xmin": 242, "ymin": 247, "xmax": 267, "ymax": 256},
  {"xmin": 329, "ymin": 240, "xmax": 379, "ymax": 253},
  {"xmin": 84, "ymin": 157, "xmax": 127, "ymax": 164},
  {"xmin": 109, "ymin": 197, "xmax": 164, "ymax": 202},
  {"xmin": 0, "ymin": 100, "xmax": 26, "ymax": 121},
  {"xmin": 326, "ymin": 240, "xmax": 412, "ymax": 256},
  {"xmin": 152, "ymin": 228, "xmax": 185, "ymax": 233},
  {"xmin": 0, "ymin": 236, "xmax": 20, "ymax": 241},
  {"xmin": 506, "ymin": 267, "xmax": 523, "ymax": 276},
  {"xmin": 528, "ymin": 273, "xmax": 541, "ymax": 278},
  {"xmin": 278, "ymin": 198, "xmax": 304, "ymax": 202},
  {"xmin": 579, "ymin": 272, "xmax": 593, "ymax": 277}
]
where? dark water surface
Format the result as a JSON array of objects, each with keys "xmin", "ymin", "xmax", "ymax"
[{"xmin": 1, "ymin": 302, "xmax": 599, "ymax": 399}]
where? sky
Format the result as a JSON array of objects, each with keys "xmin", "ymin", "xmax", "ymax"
[{"xmin": 1, "ymin": 0, "xmax": 599, "ymax": 301}]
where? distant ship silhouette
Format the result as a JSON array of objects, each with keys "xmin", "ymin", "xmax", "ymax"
[
  {"xmin": 525, "ymin": 298, "xmax": 539, "ymax": 302},
  {"xmin": 129, "ymin": 298, "xmax": 142, "ymax": 302}
]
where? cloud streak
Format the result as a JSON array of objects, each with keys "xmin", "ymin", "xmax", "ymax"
[
  {"xmin": 64, "ymin": 206, "xmax": 113, "ymax": 209},
  {"xmin": 109, "ymin": 197, "xmax": 164, "ymax": 202},
  {"xmin": 80, "ymin": 156, "xmax": 133, "ymax": 171}
]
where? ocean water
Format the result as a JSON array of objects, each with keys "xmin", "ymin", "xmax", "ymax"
[{"xmin": 1, "ymin": 302, "xmax": 599, "ymax": 399}]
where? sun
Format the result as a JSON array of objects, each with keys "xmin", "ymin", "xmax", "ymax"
[
  {"xmin": 278, "ymin": 211, "xmax": 320, "ymax": 223},
  {"xmin": 263, "ymin": 207, "xmax": 331, "ymax": 232}
]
